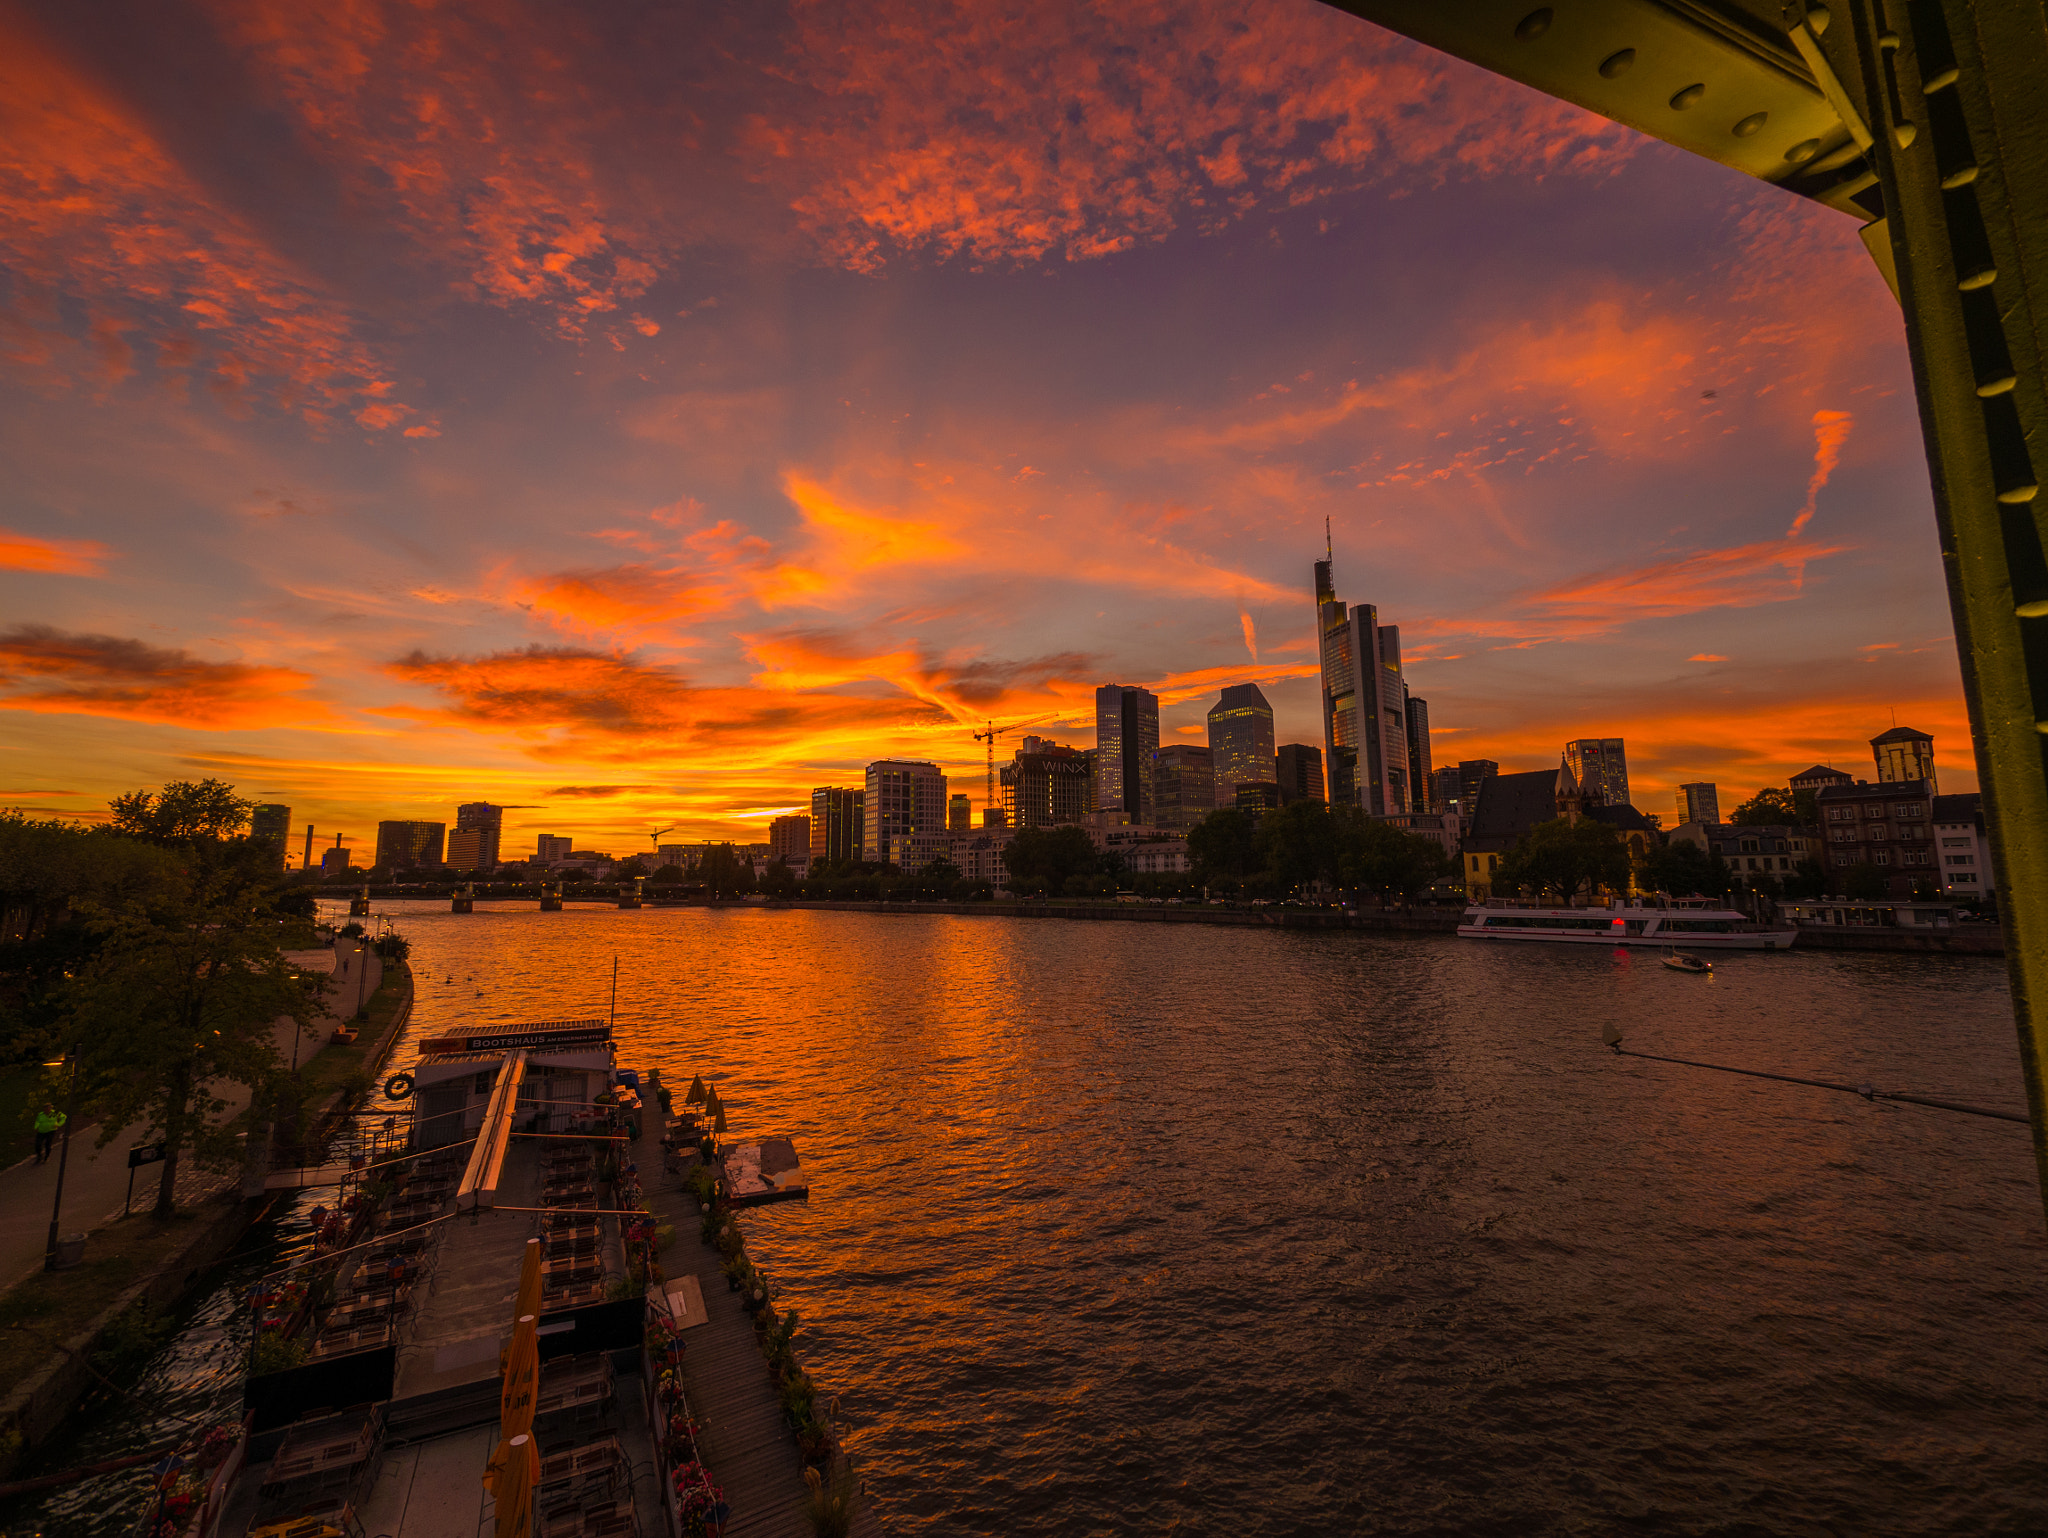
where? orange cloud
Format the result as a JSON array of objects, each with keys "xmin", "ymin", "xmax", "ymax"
[
  {"xmin": 0, "ymin": 12, "xmax": 413, "ymax": 425},
  {"xmin": 1788, "ymin": 409, "xmax": 1854, "ymax": 538},
  {"xmin": 770, "ymin": 0, "xmax": 1636, "ymax": 270},
  {"xmin": 0, "ymin": 528, "xmax": 110, "ymax": 575},
  {"xmin": 0, "ymin": 625, "xmax": 319, "ymax": 729},
  {"xmin": 1525, "ymin": 536, "xmax": 1852, "ymax": 627}
]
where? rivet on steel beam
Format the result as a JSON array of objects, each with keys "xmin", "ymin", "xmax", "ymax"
[
  {"xmin": 1893, "ymin": 121, "xmax": 1918, "ymax": 149},
  {"xmin": 1786, "ymin": 139, "xmax": 1822, "ymax": 163},
  {"xmin": 1941, "ymin": 165, "xmax": 1979, "ymax": 189},
  {"xmin": 2036, "ymin": 720, "xmax": 2048, "ymax": 736},
  {"xmin": 1922, "ymin": 67, "xmax": 1960, "ymax": 94},
  {"xmin": 1958, "ymin": 268, "xmax": 1997, "ymax": 291},
  {"xmin": 1879, "ymin": 31, "xmax": 1901, "ymax": 51},
  {"xmin": 1997, "ymin": 484, "xmax": 2039, "ymax": 505},
  {"xmin": 1514, "ymin": 8, "xmax": 1553, "ymax": 41},
  {"xmin": 2016, "ymin": 600, "xmax": 2048, "ymax": 619},
  {"xmin": 1734, "ymin": 112, "xmax": 1769, "ymax": 138},
  {"xmin": 1806, "ymin": 4, "xmax": 1831, "ymax": 36},
  {"xmin": 1599, "ymin": 49, "xmax": 1635, "ymax": 79},
  {"xmin": 1671, "ymin": 83, "xmax": 1706, "ymax": 111},
  {"xmin": 1977, "ymin": 376, "xmax": 2019, "ymax": 398}
]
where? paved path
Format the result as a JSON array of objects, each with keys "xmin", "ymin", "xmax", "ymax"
[{"xmin": 0, "ymin": 939, "xmax": 371, "ymax": 1286}]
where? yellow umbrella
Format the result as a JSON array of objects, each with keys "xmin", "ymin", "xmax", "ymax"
[
  {"xmin": 685, "ymin": 1074, "xmax": 707, "ymax": 1106},
  {"xmin": 484, "ymin": 1431, "xmax": 540, "ymax": 1538},
  {"xmin": 713, "ymin": 1105, "xmax": 728, "ymax": 1134},
  {"xmin": 500, "ymin": 1239, "xmax": 543, "ymax": 1381},
  {"xmin": 514, "ymin": 1238, "xmax": 543, "ymax": 1325},
  {"xmin": 501, "ymin": 1312, "xmax": 539, "ymax": 1444}
]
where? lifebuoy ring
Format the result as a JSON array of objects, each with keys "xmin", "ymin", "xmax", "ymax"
[{"xmin": 383, "ymin": 1072, "xmax": 416, "ymax": 1101}]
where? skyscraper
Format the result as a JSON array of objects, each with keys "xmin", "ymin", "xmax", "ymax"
[
  {"xmin": 445, "ymin": 827, "xmax": 484, "ymax": 869},
  {"xmin": 455, "ymin": 802, "xmax": 503, "ymax": 868},
  {"xmin": 1315, "ymin": 555, "xmax": 1409, "ymax": 815},
  {"xmin": 251, "ymin": 803, "xmax": 290, "ymax": 867},
  {"xmin": 1871, "ymin": 726, "xmax": 1937, "ymax": 792},
  {"xmin": 865, "ymin": 760, "xmax": 947, "ymax": 864},
  {"xmin": 1563, "ymin": 739, "xmax": 1631, "ymax": 809},
  {"xmin": 1675, "ymin": 782, "xmax": 1721, "ymax": 825},
  {"xmin": 1403, "ymin": 694, "xmax": 1433, "ymax": 811},
  {"xmin": 1001, "ymin": 745, "xmax": 1093, "ymax": 828},
  {"xmin": 1153, "ymin": 744, "xmax": 1216, "ymax": 828},
  {"xmin": 947, "ymin": 794, "xmax": 971, "ymax": 833},
  {"xmin": 1094, "ymin": 684, "xmax": 1160, "ymax": 825},
  {"xmin": 536, "ymin": 833, "xmax": 572, "ymax": 861},
  {"xmin": 809, "ymin": 787, "xmax": 865, "ymax": 865},
  {"xmin": 375, "ymin": 820, "xmax": 445, "ymax": 868},
  {"xmin": 1208, "ymin": 683, "xmax": 1276, "ymax": 801},
  {"xmin": 1430, "ymin": 765, "xmax": 1463, "ymax": 815},
  {"xmin": 1276, "ymin": 743, "xmax": 1325, "ymax": 803},
  {"xmin": 769, "ymin": 814, "xmax": 811, "ymax": 864}
]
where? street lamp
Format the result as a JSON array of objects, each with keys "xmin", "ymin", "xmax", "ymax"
[{"xmin": 43, "ymin": 1044, "xmax": 80, "ymax": 1272}]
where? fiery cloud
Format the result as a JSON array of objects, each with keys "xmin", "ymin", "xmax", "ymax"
[
  {"xmin": 0, "ymin": 12, "xmax": 412, "ymax": 424},
  {"xmin": 0, "ymin": 529, "xmax": 110, "ymax": 576},
  {"xmin": 0, "ymin": 625, "xmax": 318, "ymax": 728},
  {"xmin": 773, "ymin": 0, "xmax": 1635, "ymax": 269},
  {"xmin": 1788, "ymin": 410, "xmax": 1854, "ymax": 538}
]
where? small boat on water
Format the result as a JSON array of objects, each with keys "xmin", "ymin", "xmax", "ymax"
[
  {"xmin": 1458, "ymin": 897, "xmax": 1796, "ymax": 949},
  {"xmin": 1662, "ymin": 951, "xmax": 1712, "ymax": 974}
]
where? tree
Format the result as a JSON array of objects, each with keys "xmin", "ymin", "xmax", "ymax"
[
  {"xmin": 1636, "ymin": 839, "xmax": 1731, "ymax": 899},
  {"xmin": 1493, "ymin": 817, "xmax": 1632, "ymax": 904},
  {"xmin": 107, "ymin": 779, "xmax": 253, "ymax": 845},
  {"xmin": 697, "ymin": 844, "xmax": 756, "ymax": 898},
  {"xmin": 1257, "ymin": 800, "xmax": 1339, "ymax": 893},
  {"xmin": 906, "ymin": 859, "xmax": 961, "ymax": 900},
  {"xmin": 1001, "ymin": 826, "xmax": 1098, "ymax": 896},
  {"xmin": 614, "ymin": 854, "xmax": 651, "ymax": 880},
  {"xmin": 1335, "ymin": 814, "xmax": 1456, "ymax": 906},
  {"xmin": 759, "ymin": 860, "xmax": 800, "ymax": 898},
  {"xmin": 1186, "ymin": 807, "xmax": 1260, "ymax": 891},
  {"xmin": 63, "ymin": 786, "xmax": 314, "ymax": 1216},
  {"xmin": 1731, "ymin": 786, "xmax": 1820, "ymax": 827},
  {"xmin": 648, "ymin": 864, "xmax": 686, "ymax": 887}
]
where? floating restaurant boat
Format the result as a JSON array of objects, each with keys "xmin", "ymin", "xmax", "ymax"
[
  {"xmin": 1457, "ymin": 898, "xmax": 1797, "ymax": 950},
  {"xmin": 145, "ymin": 1017, "xmax": 855, "ymax": 1538}
]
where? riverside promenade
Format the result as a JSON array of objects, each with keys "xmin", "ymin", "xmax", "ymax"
[{"xmin": 0, "ymin": 937, "xmax": 381, "ymax": 1287}]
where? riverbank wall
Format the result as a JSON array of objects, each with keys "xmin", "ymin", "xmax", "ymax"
[
  {"xmin": 754, "ymin": 900, "xmax": 2007, "ymax": 954},
  {"xmin": 773, "ymin": 899, "xmax": 1465, "ymax": 933},
  {"xmin": 0, "ymin": 1193, "xmax": 250, "ymax": 1471}
]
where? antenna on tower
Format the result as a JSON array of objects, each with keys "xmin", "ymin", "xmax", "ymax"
[{"xmin": 1325, "ymin": 516, "xmax": 1332, "ymax": 564}]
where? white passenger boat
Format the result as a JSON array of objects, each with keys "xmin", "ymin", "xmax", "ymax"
[{"xmin": 1457, "ymin": 899, "xmax": 1797, "ymax": 949}]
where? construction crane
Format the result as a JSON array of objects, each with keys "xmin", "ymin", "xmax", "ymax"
[
  {"xmin": 971, "ymin": 714, "xmax": 1057, "ymax": 824},
  {"xmin": 649, "ymin": 825, "xmax": 677, "ymax": 849}
]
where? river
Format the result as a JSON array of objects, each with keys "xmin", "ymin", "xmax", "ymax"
[{"xmin": 7, "ymin": 902, "xmax": 2045, "ymax": 1535}]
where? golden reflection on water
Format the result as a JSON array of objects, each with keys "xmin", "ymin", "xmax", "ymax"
[{"xmin": 372, "ymin": 902, "xmax": 2046, "ymax": 1534}]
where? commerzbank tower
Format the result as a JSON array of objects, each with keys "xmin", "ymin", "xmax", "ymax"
[{"xmin": 1315, "ymin": 548, "xmax": 1411, "ymax": 817}]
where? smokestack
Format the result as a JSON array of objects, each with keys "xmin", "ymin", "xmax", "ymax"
[{"xmin": 303, "ymin": 824, "xmax": 314, "ymax": 869}]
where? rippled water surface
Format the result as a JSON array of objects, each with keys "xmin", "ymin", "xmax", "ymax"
[{"xmin": 13, "ymin": 902, "xmax": 2048, "ymax": 1536}]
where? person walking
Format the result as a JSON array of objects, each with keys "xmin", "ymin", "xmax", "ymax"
[{"xmin": 33, "ymin": 1103, "xmax": 66, "ymax": 1164}]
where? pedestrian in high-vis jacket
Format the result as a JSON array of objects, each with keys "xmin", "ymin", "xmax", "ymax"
[{"xmin": 33, "ymin": 1104, "xmax": 65, "ymax": 1164}]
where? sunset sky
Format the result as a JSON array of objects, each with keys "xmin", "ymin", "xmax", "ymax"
[{"xmin": 0, "ymin": 0, "xmax": 1973, "ymax": 859}]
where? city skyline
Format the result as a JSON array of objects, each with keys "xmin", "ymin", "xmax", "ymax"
[{"xmin": 0, "ymin": 1, "xmax": 1975, "ymax": 856}]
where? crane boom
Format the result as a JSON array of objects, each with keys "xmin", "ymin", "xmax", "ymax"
[{"xmin": 972, "ymin": 713, "xmax": 1058, "ymax": 824}]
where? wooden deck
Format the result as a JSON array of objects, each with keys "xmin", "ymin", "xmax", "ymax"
[{"xmin": 644, "ymin": 1154, "xmax": 882, "ymax": 1538}]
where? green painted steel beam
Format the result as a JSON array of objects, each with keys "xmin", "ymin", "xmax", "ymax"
[{"xmin": 1322, "ymin": 0, "xmax": 2048, "ymax": 1218}]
